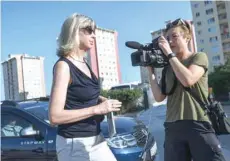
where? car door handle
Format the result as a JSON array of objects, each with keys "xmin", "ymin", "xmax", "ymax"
[{"xmin": 32, "ymin": 147, "xmax": 44, "ymax": 153}]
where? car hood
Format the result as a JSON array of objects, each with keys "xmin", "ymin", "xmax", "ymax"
[{"xmin": 100, "ymin": 116, "xmax": 147, "ymax": 138}]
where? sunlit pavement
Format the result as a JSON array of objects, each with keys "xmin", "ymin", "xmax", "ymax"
[{"xmin": 136, "ymin": 104, "xmax": 230, "ymax": 161}]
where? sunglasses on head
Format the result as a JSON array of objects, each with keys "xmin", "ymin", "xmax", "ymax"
[
  {"xmin": 166, "ymin": 18, "xmax": 190, "ymax": 31},
  {"xmin": 80, "ymin": 26, "xmax": 96, "ymax": 35}
]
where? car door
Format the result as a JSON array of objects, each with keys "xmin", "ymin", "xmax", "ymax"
[{"xmin": 1, "ymin": 111, "xmax": 47, "ymax": 161}]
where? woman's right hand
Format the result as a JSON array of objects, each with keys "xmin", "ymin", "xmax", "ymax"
[{"xmin": 93, "ymin": 99, "xmax": 122, "ymax": 115}]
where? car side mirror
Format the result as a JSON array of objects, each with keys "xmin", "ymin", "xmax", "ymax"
[{"xmin": 20, "ymin": 127, "xmax": 39, "ymax": 137}]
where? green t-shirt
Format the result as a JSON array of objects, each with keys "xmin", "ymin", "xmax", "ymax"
[{"xmin": 163, "ymin": 52, "xmax": 210, "ymax": 123}]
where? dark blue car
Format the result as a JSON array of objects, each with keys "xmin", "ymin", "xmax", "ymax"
[{"xmin": 1, "ymin": 99, "xmax": 157, "ymax": 161}]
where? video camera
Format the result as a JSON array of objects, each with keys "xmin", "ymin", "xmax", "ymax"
[{"xmin": 125, "ymin": 36, "xmax": 169, "ymax": 68}]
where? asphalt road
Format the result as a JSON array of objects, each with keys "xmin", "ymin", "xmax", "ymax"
[{"xmin": 136, "ymin": 104, "xmax": 230, "ymax": 161}]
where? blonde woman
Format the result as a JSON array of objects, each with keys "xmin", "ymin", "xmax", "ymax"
[{"xmin": 49, "ymin": 13, "xmax": 121, "ymax": 161}]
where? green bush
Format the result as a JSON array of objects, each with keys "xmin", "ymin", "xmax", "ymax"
[
  {"xmin": 100, "ymin": 89, "xmax": 143, "ymax": 114},
  {"xmin": 208, "ymin": 58, "xmax": 230, "ymax": 101}
]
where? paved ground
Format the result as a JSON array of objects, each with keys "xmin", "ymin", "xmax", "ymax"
[{"xmin": 134, "ymin": 103, "xmax": 230, "ymax": 161}]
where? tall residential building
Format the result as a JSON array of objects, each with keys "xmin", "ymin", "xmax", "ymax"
[
  {"xmin": 88, "ymin": 27, "xmax": 121, "ymax": 90},
  {"xmin": 190, "ymin": 1, "xmax": 230, "ymax": 72},
  {"xmin": 140, "ymin": 20, "xmax": 197, "ymax": 84},
  {"xmin": 2, "ymin": 54, "xmax": 46, "ymax": 101}
]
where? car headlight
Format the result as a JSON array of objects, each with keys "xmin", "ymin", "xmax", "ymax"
[
  {"xmin": 106, "ymin": 134, "xmax": 137, "ymax": 149},
  {"xmin": 150, "ymin": 141, "xmax": 157, "ymax": 156}
]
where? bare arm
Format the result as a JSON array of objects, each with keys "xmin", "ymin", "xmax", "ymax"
[
  {"xmin": 158, "ymin": 36, "xmax": 205, "ymax": 87},
  {"xmin": 147, "ymin": 67, "xmax": 166, "ymax": 102},
  {"xmin": 168, "ymin": 57, "xmax": 205, "ymax": 87},
  {"xmin": 49, "ymin": 61, "xmax": 121, "ymax": 125}
]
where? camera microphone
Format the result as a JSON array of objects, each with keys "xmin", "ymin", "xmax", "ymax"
[{"xmin": 125, "ymin": 41, "xmax": 143, "ymax": 49}]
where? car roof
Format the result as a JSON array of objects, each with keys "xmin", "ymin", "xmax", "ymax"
[
  {"xmin": 19, "ymin": 101, "xmax": 48, "ymax": 109},
  {"xmin": 1, "ymin": 97, "xmax": 49, "ymax": 110}
]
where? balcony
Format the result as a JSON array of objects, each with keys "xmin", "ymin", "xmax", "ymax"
[
  {"xmin": 218, "ymin": 8, "xmax": 226, "ymax": 14},
  {"xmin": 221, "ymin": 33, "xmax": 230, "ymax": 43},
  {"xmin": 223, "ymin": 46, "xmax": 230, "ymax": 52},
  {"xmin": 224, "ymin": 52, "xmax": 230, "ymax": 61},
  {"xmin": 216, "ymin": 1, "xmax": 225, "ymax": 5},
  {"xmin": 218, "ymin": 13, "xmax": 227, "ymax": 24},
  {"xmin": 219, "ymin": 18, "xmax": 228, "ymax": 24},
  {"xmin": 217, "ymin": 4, "xmax": 226, "ymax": 14}
]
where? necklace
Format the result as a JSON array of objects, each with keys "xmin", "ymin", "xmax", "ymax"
[{"xmin": 69, "ymin": 55, "xmax": 85, "ymax": 63}]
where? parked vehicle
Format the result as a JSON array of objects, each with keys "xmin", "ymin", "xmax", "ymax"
[
  {"xmin": 110, "ymin": 82, "xmax": 139, "ymax": 91},
  {"xmin": 1, "ymin": 98, "xmax": 157, "ymax": 161}
]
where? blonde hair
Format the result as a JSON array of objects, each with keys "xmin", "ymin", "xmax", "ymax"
[
  {"xmin": 56, "ymin": 13, "xmax": 96, "ymax": 57},
  {"xmin": 178, "ymin": 25, "xmax": 191, "ymax": 41}
]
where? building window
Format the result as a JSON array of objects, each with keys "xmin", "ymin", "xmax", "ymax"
[
  {"xmin": 212, "ymin": 55, "xmax": 220, "ymax": 62},
  {"xmin": 209, "ymin": 36, "xmax": 218, "ymax": 43},
  {"xmin": 208, "ymin": 26, "xmax": 216, "ymax": 33},
  {"xmin": 197, "ymin": 21, "xmax": 202, "ymax": 26},
  {"xmin": 204, "ymin": 1, "xmax": 212, "ymax": 5},
  {"xmin": 200, "ymin": 48, "xmax": 205, "ymax": 52},
  {"xmin": 206, "ymin": 8, "xmax": 213, "ymax": 15},
  {"xmin": 196, "ymin": 12, "xmax": 200, "ymax": 17},
  {"xmin": 200, "ymin": 39, "xmax": 204, "ymax": 44},
  {"xmin": 198, "ymin": 30, "xmax": 202, "ymax": 35},
  {"xmin": 211, "ymin": 46, "xmax": 220, "ymax": 53},
  {"xmin": 207, "ymin": 17, "xmax": 215, "ymax": 24},
  {"xmin": 193, "ymin": 3, "xmax": 199, "ymax": 8}
]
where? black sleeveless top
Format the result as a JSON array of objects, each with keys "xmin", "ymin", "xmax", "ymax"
[{"xmin": 54, "ymin": 57, "xmax": 101, "ymax": 138}]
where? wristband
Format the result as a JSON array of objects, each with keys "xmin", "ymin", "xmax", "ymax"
[{"xmin": 167, "ymin": 53, "xmax": 176, "ymax": 60}]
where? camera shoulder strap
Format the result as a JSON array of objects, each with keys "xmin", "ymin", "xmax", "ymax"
[
  {"xmin": 161, "ymin": 66, "xmax": 177, "ymax": 95},
  {"xmin": 183, "ymin": 87, "xmax": 209, "ymax": 112}
]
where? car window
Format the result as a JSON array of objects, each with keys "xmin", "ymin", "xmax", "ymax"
[
  {"xmin": 110, "ymin": 85, "xmax": 131, "ymax": 90},
  {"xmin": 1, "ymin": 113, "xmax": 34, "ymax": 138}
]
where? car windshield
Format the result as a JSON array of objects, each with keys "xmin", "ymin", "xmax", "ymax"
[{"xmin": 23, "ymin": 102, "xmax": 50, "ymax": 124}]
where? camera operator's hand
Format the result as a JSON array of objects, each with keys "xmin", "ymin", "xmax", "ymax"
[
  {"xmin": 158, "ymin": 36, "xmax": 173, "ymax": 56},
  {"xmin": 146, "ymin": 66, "xmax": 156, "ymax": 80},
  {"xmin": 147, "ymin": 66, "xmax": 153, "ymax": 73},
  {"xmin": 94, "ymin": 99, "xmax": 122, "ymax": 115}
]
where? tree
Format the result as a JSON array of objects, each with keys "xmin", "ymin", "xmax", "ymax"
[{"xmin": 208, "ymin": 59, "xmax": 230, "ymax": 101}]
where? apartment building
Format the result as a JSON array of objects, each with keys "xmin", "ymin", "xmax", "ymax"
[
  {"xmin": 2, "ymin": 54, "xmax": 46, "ymax": 101},
  {"xmin": 190, "ymin": 1, "xmax": 230, "ymax": 72},
  {"xmin": 88, "ymin": 27, "xmax": 121, "ymax": 90}
]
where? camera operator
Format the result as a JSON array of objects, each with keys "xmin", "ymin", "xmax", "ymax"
[{"xmin": 147, "ymin": 18, "xmax": 226, "ymax": 161}]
